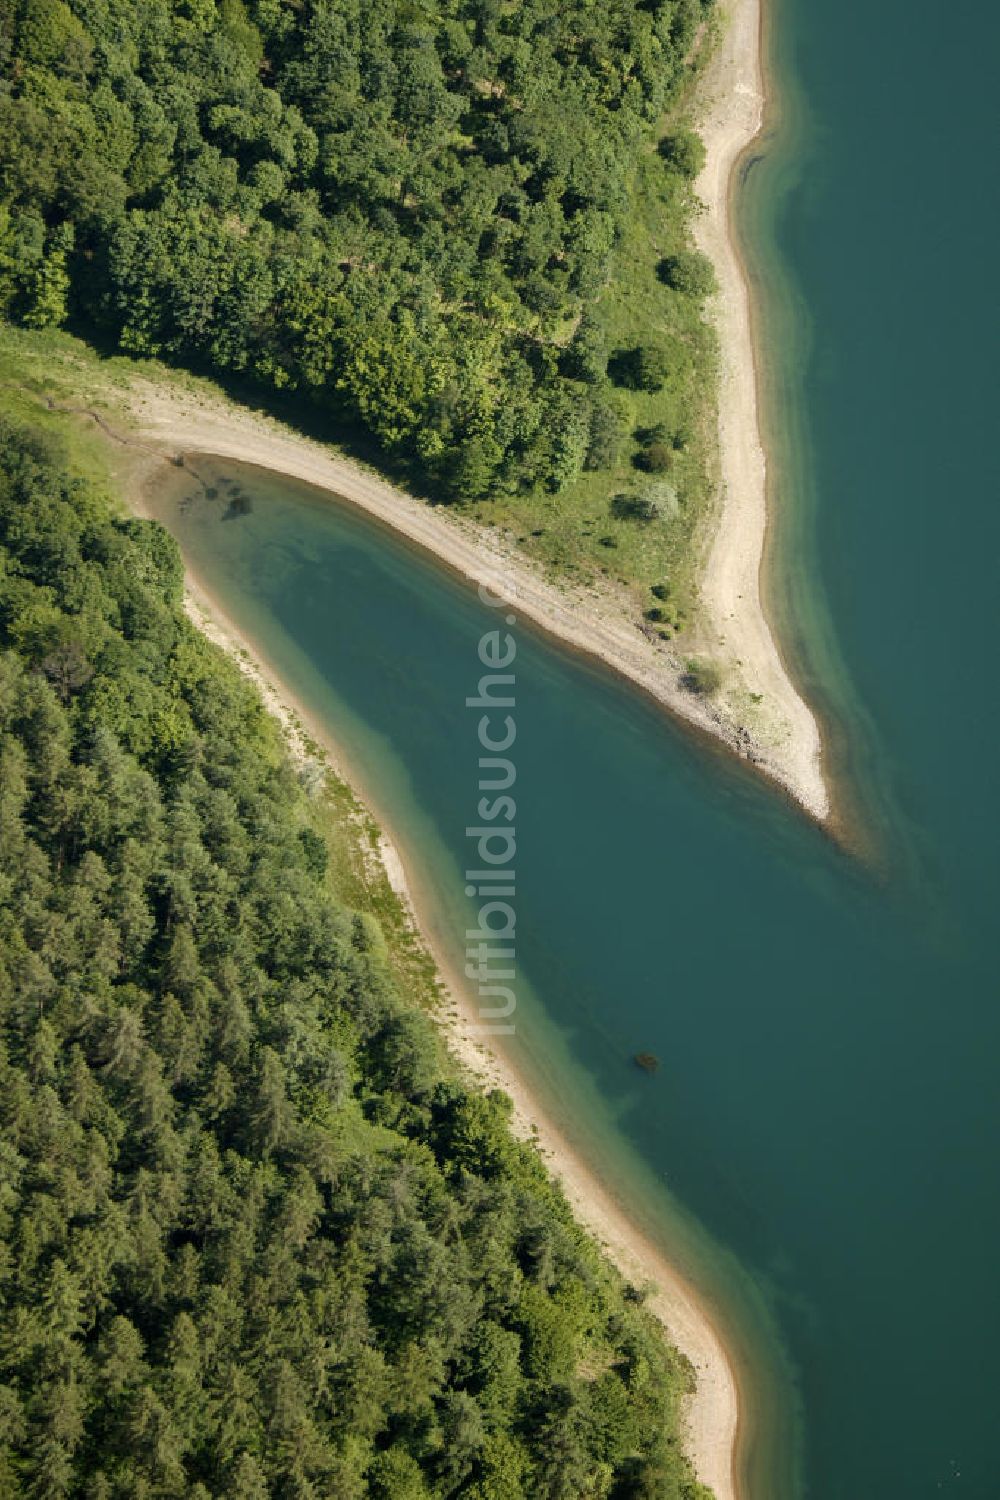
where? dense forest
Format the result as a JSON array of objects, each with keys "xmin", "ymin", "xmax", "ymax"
[
  {"xmin": 0, "ymin": 0, "xmax": 713, "ymax": 503},
  {"xmin": 0, "ymin": 418, "xmax": 706, "ymax": 1496}
]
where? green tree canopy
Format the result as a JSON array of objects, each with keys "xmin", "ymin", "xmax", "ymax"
[{"xmin": 0, "ymin": 0, "xmax": 710, "ymax": 502}]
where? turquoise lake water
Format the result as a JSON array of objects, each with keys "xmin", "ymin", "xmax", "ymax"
[{"xmin": 146, "ymin": 0, "xmax": 1000, "ymax": 1493}]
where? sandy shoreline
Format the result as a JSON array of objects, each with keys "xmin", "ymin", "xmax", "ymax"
[
  {"xmin": 690, "ymin": 0, "xmax": 826, "ymax": 821},
  {"xmin": 142, "ymin": 535, "xmax": 742, "ymax": 1500}
]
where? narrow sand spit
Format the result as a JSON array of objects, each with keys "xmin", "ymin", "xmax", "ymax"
[
  {"xmin": 161, "ymin": 567, "xmax": 742, "ymax": 1500},
  {"xmin": 691, "ymin": 0, "xmax": 825, "ymax": 819}
]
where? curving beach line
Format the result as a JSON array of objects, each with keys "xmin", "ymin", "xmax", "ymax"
[{"xmin": 121, "ymin": 370, "xmax": 827, "ymax": 829}]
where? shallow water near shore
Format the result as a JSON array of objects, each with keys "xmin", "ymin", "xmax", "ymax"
[{"xmin": 145, "ymin": 0, "xmax": 999, "ymax": 1492}]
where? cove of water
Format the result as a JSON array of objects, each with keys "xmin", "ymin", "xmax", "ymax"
[{"xmin": 145, "ymin": 0, "xmax": 999, "ymax": 1492}]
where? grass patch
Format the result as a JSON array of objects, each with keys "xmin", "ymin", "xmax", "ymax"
[{"xmin": 461, "ymin": 109, "xmax": 720, "ymax": 627}]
